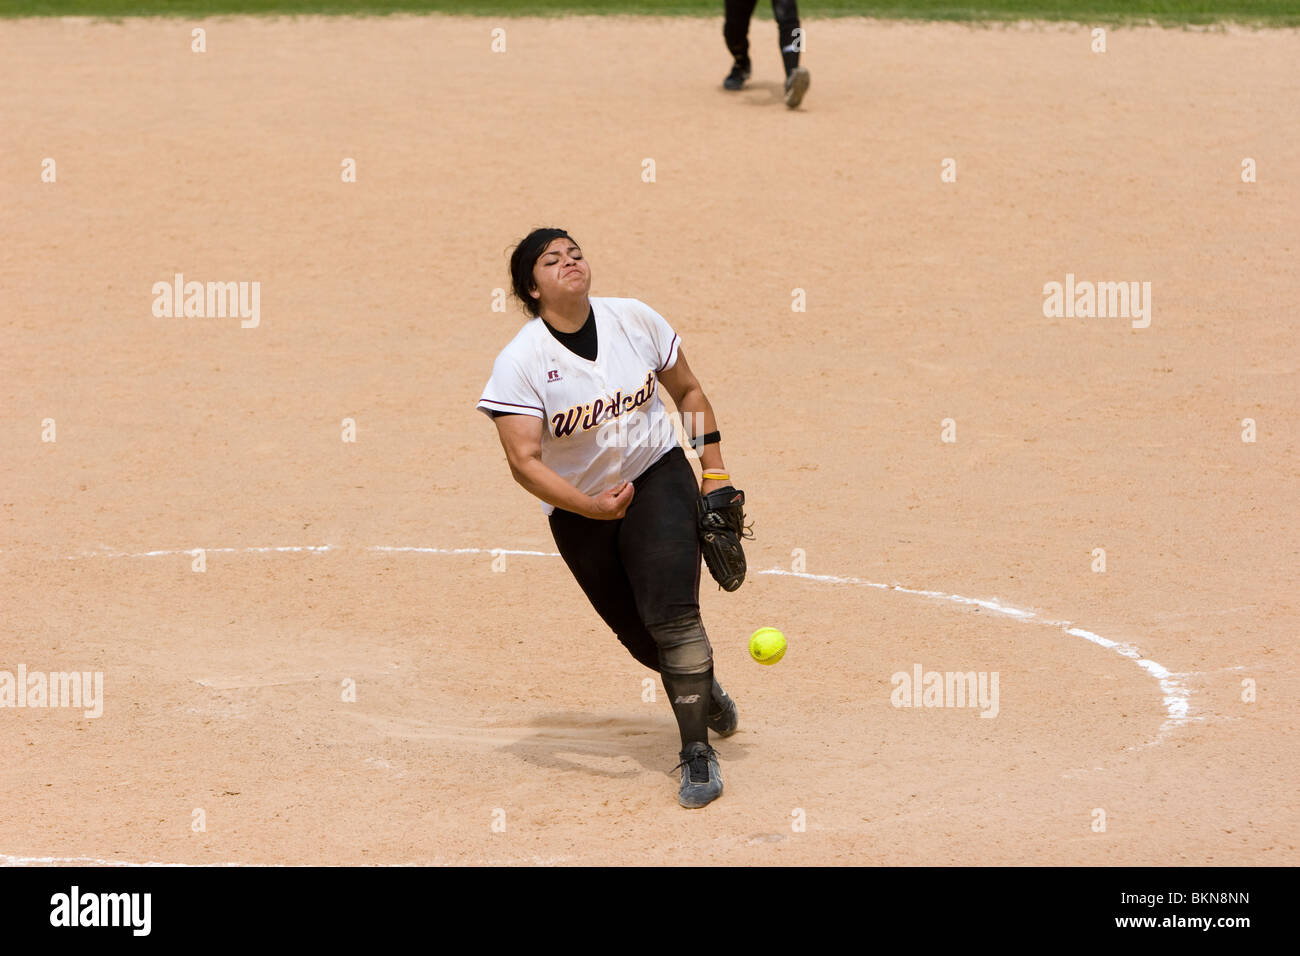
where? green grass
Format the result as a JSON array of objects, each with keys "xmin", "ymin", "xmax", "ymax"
[{"xmin": 1, "ymin": 0, "xmax": 1298, "ymax": 26}]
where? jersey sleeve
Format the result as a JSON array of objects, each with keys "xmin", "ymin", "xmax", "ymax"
[
  {"xmin": 637, "ymin": 299, "xmax": 682, "ymax": 373},
  {"xmin": 476, "ymin": 352, "xmax": 544, "ymax": 420}
]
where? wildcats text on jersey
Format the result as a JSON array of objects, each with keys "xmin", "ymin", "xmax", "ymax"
[{"xmin": 550, "ymin": 370, "xmax": 656, "ymax": 439}]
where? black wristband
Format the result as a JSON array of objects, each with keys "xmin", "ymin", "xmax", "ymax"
[{"xmin": 690, "ymin": 430, "xmax": 721, "ymax": 450}]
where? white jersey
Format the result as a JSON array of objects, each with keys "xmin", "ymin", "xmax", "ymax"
[{"xmin": 476, "ymin": 296, "xmax": 683, "ymax": 516}]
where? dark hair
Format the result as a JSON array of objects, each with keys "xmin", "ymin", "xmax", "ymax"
[{"xmin": 509, "ymin": 227, "xmax": 575, "ymax": 317}]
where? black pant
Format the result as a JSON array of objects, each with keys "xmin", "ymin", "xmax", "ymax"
[
  {"xmin": 724, "ymin": 0, "xmax": 802, "ymax": 70},
  {"xmin": 548, "ymin": 446, "xmax": 706, "ymax": 674}
]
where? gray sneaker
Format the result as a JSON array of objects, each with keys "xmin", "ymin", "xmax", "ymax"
[
  {"xmin": 784, "ymin": 66, "xmax": 810, "ymax": 108},
  {"xmin": 674, "ymin": 741, "xmax": 723, "ymax": 809},
  {"xmin": 707, "ymin": 681, "xmax": 739, "ymax": 737}
]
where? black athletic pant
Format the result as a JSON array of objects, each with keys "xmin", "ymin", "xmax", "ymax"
[
  {"xmin": 548, "ymin": 445, "xmax": 715, "ymax": 748},
  {"xmin": 724, "ymin": 0, "xmax": 802, "ymax": 75}
]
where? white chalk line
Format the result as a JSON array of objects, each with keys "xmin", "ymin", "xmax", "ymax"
[
  {"xmin": 41, "ymin": 545, "xmax": 557, "ymax": 559},
  {"xmin": 0, "ymin": 852, "xmax": 570, "ymax": 867},
  {"xmin": 758, "ymin": 568, "xmax": 1193, "ymax": 740},
  {"xmin": 41, "ymin": 543, "xmax": 1194, "ymax": 733},
  {"xmin": 1, "ymin": 853, "xmax": 220, "ymax": 867},
  {"xmin": 4, "ymin": 542, "xmax": 1192, "ymax": 867}
]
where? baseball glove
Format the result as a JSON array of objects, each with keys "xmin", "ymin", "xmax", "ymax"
[{"xmin": 698, "ymin": 486, "xmax": 755, "ymax": 592}]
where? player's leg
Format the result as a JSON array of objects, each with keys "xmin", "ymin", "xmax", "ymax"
[
  {"xmin": 551, "ymin": 488, "xmax": 734, "ymax": 734},
  {"xmin": 548, "ymin": 509, "xmax": 661, "ymax": 671},
  {"xmin": 618, "ymin": 447, "xmax": 716, "ymax": 749},
  {"xmin": 722, "ymin": 0, "xmax": 760, "ymax": 89},
  {"xmin": 771, "ymin": 0, "xmax": 801, "ymax": 75},
  {"xmin": 771, "ymin": 0, "xmax": 810, "ymax": 107},
  {"xmin": 620, "ymin": 447, "xmax": 726, "ymax": 807},
  {"xmin": 618, "ymin": 448, "xmax": 737, "ymax": 734}
]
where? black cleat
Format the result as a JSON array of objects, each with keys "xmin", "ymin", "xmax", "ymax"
[
  {"xmin": 674, "ymin": 742, "xmax": 724, "ymax": 809},
  {"xmin": 784, "ymin": 66, "xmax": 810, "ymax": 108},
  {"xmin": 707, "ymin": 681, "xmax": 739, "ymax": 737},
  {"xmin": 723, "ymin": 61, "xmax": 751, "ymax": 91}
]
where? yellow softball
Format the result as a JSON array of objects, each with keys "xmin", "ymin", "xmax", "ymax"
[{"xmin": 748, "ymin": 627, "xmax": 787, "ymax": 665}]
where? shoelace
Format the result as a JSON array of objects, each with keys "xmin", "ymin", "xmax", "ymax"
[{"xmin": 672, "ymin": 746, "xmax": 718, "ymax": 783}]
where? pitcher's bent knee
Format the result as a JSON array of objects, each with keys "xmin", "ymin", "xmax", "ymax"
[{"xmin": 649, "ymin": 613, "xmax": 714, "ymax": 676}]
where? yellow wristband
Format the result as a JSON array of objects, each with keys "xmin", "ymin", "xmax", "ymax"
[{"xmin": 702, "ymin": 472, "xmax": 730, "ymax": 480}]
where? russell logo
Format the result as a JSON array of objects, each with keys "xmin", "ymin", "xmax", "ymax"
[{"xmin": 547, "ymin": 369, "xmax": 561, "ymax": 382}]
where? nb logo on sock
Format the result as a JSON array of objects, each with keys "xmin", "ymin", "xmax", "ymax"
[{"xmin": 674, "ymin": 695, "xmax": 701, "ymax": 704}]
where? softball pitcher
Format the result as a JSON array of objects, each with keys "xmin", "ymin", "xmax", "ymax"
[{"xmin": 475, "ymin": 227, "xmax": 753, "ymax": 809}]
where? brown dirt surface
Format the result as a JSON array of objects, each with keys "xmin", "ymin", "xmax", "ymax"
[{"xmin": 1, "ymin": 15, "xmax": 1297, "ymax": 865}]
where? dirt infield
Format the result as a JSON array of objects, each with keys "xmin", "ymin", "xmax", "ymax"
[{"xmin": 1, "ymin": 14, "xmax": 1297, "ymax": 865}]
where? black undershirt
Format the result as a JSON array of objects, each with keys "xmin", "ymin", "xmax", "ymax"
[
  {"xmin": 491, "ymin": 306, "xmax": 597, "ymax": 418},
  {"xmin": 542, "ymin": 305, "xmax": 597, "ymax": 361}
]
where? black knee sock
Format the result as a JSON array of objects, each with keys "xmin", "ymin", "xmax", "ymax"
[
  {"xmin": 774, "ymin": 0, "xmax": 801, "ymax": 73},
  {"xmin": 661, "ymin": 668, "xmax": 714, "ymax": 748}
]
